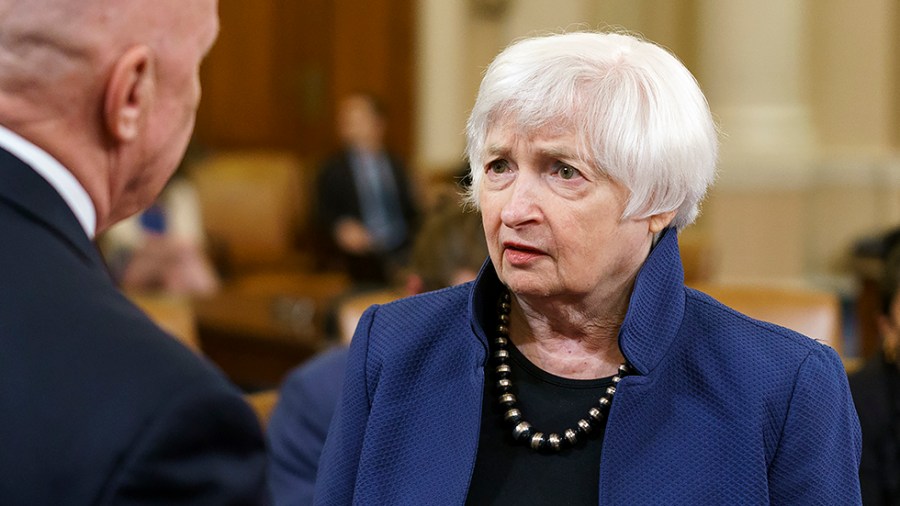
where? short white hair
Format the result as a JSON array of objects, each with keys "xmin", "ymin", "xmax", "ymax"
[{"xmin": 464, "ymin": 31, "xmax": 718, "ymax": 230}]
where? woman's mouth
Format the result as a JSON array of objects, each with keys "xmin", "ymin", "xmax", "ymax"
[{"xmin": 503, "ymin": 243, "xmax": 546, "ymax": 266}]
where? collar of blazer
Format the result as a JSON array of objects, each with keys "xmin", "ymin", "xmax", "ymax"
[{"xmin": 467, "ymin": 227, "xmax": 686, "ymax": 377}]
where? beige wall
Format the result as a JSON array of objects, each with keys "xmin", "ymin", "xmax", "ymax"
[
  {"xmin": 415, "ymin": 0, "xmax": 900, "ymax": 287},
  {"xmin": 416, "ymin": 0, "xmax": 469, "ymax": 169},
  {"xmin": 811, "ymin": 0, "xmax": 897, "ymax": 154}
]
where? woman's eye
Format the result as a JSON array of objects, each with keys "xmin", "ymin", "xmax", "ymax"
[
  {"xmin": 487, "ymin": 160, "xmax": 509, "ymax": 174},
  {"xmin": 557, "ymin": 164, "xmax": 580, "ymax": 180}
]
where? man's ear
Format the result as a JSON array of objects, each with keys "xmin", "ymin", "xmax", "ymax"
[
  {"xmin": 648, "ymin": 210, "xmax": 677, "ymax": 234},
  {"xmin": 103, "ymin": 45, "xmax": 154, "ymax": 143}
]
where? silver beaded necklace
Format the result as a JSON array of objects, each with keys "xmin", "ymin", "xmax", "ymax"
[{"xmin": 492, "ymin": 290, "xmax": 632, "ymax": 452}]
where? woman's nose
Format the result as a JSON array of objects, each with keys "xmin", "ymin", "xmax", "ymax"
[{"xmin": 500, "ymin": 173, "xmax": 541, "ymax": 227}]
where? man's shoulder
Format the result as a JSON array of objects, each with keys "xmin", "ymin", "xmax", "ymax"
[
  {"xmin": 0, "ymin": 226, "xmax": 234, "ymax": 401},
  {"xmin": 283, "ymin": 346, "xmax": 349, "ymax": 397},
  {"xmin": 5, "ymin": 280, "xmax": 233, "ymax": 395},
  {"xmin": 0, "ymin": 263, "xmax": 259, "ymax": 503}
]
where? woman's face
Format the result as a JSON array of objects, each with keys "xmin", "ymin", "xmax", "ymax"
[{"xmin": 479, "ymin": 122, "xmax": 657, "ymax": 303}]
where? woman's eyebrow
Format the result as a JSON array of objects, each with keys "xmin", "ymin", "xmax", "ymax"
[
  {"xmin": 540, "ymin": 147, "xmax": 578, "ymax": 160},
  {"xmin": 485, "ymin": 145, "xmax": 511, "ymax": 158}
]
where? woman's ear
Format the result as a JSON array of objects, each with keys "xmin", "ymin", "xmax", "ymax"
[
  {"xmin": 648, "ymin": 210, "xmax": 677, "ymax": 234},
  {"xmin": 103, "ymin": 45, "xmax": 154, "ymax": 143}
]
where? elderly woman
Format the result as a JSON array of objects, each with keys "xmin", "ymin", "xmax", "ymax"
[{"xmin": 314, "ymin": 31, "xmax": 861, "ymax": 505}]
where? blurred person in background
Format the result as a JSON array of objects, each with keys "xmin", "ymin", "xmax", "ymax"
[
  {"xmin": 0, "ymin": 0, "xmax": 267, "ymax": 503},
  {"xmin": 314, "ymin": 92, "xmax": 420, "ymax": 286},
  {"xmin": 851, "ymin": 236, "xmax": 900, "ymax": 505},
  {"xmin": 267, "ymin": 197, "xmax": 487, "ymax": 505},
  {"xmin": 100, "ymin": 168, "xmax": 220, "ymax": 296},
  {"xmin": 313, "ymin": 31, "xmax": 861, "ymax": 505}
]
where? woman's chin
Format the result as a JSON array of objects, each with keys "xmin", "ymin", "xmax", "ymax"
[{"xmin": 501, "ymin": 275, "xmax": 556, "ymax": 299}]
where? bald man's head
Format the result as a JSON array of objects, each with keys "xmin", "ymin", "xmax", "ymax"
[
  {"xmin": 0, "ymin": 2, "xmax": 99, "ymax": 112},
  {"xmin": 0, "ymin": 0, "xmax": 219, "ymax": 231},
  {"xmin": 0, "ymin": 0, "xmax": 195, "ymax": 114}
]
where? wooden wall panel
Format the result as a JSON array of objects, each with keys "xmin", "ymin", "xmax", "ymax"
[
  {"xmin": 194, "ymin": 0, "xmax": 416, "ymax": 163},
  {"xmin": 271, "ymin": 0, "xmax": 334, "ymax": 153},
  {"xmin": 196, "ymin": 2, "xmax": 279, "ymax": 147},
  {"xmin": 330, "ymin": 0, "xmax": 416, "ymax": 159}
]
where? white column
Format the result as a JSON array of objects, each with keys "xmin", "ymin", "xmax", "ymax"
[
  {"xmin": 415, "ymin": 0, "xmax": 469, "ymax": 172},
  {"xmin": 811, "ymin": 0, "xmax": 896, "ymax": 154},
  {"xmin": 415, "ymin": 0, "xmax": 596, "ymax": 173},
  {"xmin": 503, "ymin": 0, "xmax": 593, "ymax": 40},
  {"xmin": 697, "ymin": 0, "xmax": 817, "ymax": 189},
  {"xmin": 695, "ymin": 0, "xmax": 816, "ymax": 285}
]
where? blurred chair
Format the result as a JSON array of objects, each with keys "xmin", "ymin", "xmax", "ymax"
[
  {"xmin": 229, "ymin": 270, "xmax": 352, "ymax": 336},
  {"xmin": 245, "ymin": 389, "xmax": 279, "ymax": 429},
  {"xmin": 189, "ymin": 150, "xmax": 311, "ymax": 276},
  {"xmin": 190, "ymin": 269, "xmax": 351, "ymax": 390},
  {"xmin": 690, "ymin": 282, "xmax": 844, "ymax": 356},
  {"xmin": 127, "ymin": 292, "xmax": 200, "ymax": 353}
]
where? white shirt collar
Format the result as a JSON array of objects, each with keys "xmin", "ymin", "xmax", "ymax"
[{"xmin": 0, "ymin": 124, "xmax": 97, "ymax": 238}]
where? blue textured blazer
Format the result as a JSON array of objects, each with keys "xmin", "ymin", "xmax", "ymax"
[
  {"xmin": 0, "ymin": 147, "xmax": 268, "ymax": 504},
  {"xmin": 314, "ymin": 229, "xmax": 862, "ymax": 505}
]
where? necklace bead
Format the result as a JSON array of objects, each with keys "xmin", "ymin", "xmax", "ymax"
[
  {"xmin": 504, "ymin": 408, "xmax": 523, "ymax": 423},
  {"xmin": 492, "ymin": 290, "xmax": 631, "ymax": 453},
  {"xmin": 547, "ymin": 433, "xmax": 562, "ymax": 451},
  {"xmin": 513, "ymin": 421, "xmax": 533, "ymax": 440},
  {"xmin": 530, "ymin": 432, "xmax": 545, "ymax": 450}
]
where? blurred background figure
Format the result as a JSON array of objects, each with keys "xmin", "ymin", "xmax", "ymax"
[
  {"xmin": 101, "ymin": 163, "xmax": 220, "ymax": 297},
  {"xmin": 267, "ymin": 196, "xmax": 487, "ymax": 506},
  {"xmin": 850, "ymin": 233, "xmax": 900, "ymax": 505},
  {"xmin": 314, "ymin": 93, "xmax": 420, "ymax": 286}
]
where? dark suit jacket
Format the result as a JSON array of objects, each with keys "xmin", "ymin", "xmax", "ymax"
[
  {"xmin": 267, "ymin": 347, "xmax": 348, "ymax": 506},
  {"xmin": 0, "ymin": 147, "xmax": 268, "ymax": 505},
  {"xmin": 849, "ymin": 354, "xmax": 900, "ymax": 505},
  {"xmin": 314, "ymin": 149, "xmax": 418, "ymax": 283}
]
